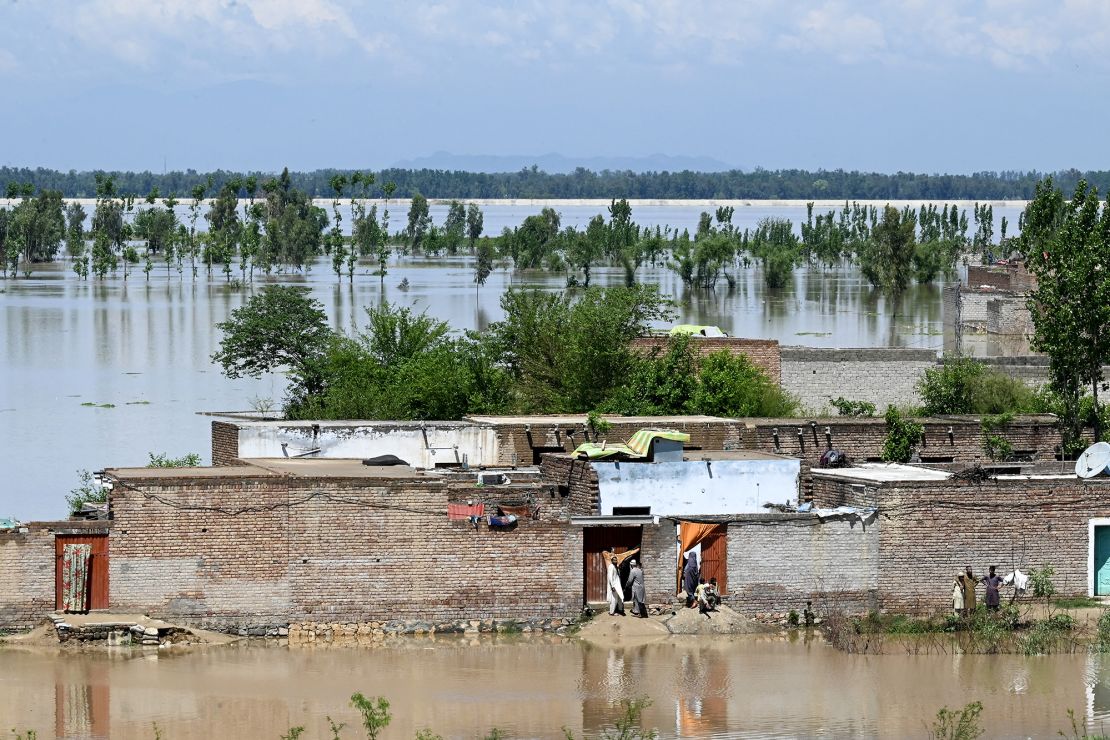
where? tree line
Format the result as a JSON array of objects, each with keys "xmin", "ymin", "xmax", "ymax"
[{"xmin": 4, "ymin": 165, "xmax": 1110, "ymax": 200}]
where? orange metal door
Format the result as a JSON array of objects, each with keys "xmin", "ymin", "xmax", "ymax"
[
  {"xmin": 583, "ymin": 527, "xmax": 642, "ymax": 603},
  {"xmin": 698, "ymin": 526, "xmax": 728, "ymax": 595},
  {"xmin": 55, "ymin": 534, "xmax": 110, "ymax": 611}
]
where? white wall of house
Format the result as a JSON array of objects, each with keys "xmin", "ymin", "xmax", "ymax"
[
  {"xmin": 593, "ymin": 459, "xmax": 800, "ymax": 516},
  {"xmin": 235, "ymin": 422, "xmax": 500, "ymax": 469}
]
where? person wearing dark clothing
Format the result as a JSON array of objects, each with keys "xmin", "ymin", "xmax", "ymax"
[
  {"xmin": 683, "ymin": 552, "xmax": 699, "ymax": 608},
  {"xmin": 982, "ymin": 565, "xmax": 1003, "ymax": 611},
  {"xmin": 626, "ymin": 559, "xmax": 646, "ymax": 617}
]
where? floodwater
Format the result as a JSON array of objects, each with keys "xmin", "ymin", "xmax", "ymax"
[
  {"xmin": 0, "ymin": 201, "xmax": 1017, "ymax": 521},
  {"xmin": 1, "ymin": 635, "xmax": 1107, "ymax": 739}
]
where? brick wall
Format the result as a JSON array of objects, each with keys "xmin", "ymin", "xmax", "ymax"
[
  {"xmin": 107, "ymin": 471, "xmax": 586, "ymax": 629},
  {"xmin": 986, "ymin": 295, "xmax": 1033, "ymax": 336},
  {"xmin": 630, "ymin": 337, "xmax": 781, "ymax": 383},
  {"xmin": 967, "ymin": 264, "xmax": 1037, "ymax": 293},
  {"xmin": 211, "ymin": 421, "xmax": 241, "ymax": 466},
  {"xmin": 640, "ymin": 522, "xmax": 678, "ymax": 603},
  {"xmin": 734, "ymin": 415, "xmax": 1061, "ymax": 469},
  {"xmin": 540, "ymin": 455, "xmax": 602, "ymax": 514},
  {"xmin": 725, "ymin": 514, "xmax": 879, "ymax": 615},
  {"xmin": 813, "ymin": 474, "xmax": 1110, "ymax": 612},
  {"xmin": 779, "ymin": 347, "xmax": 939, "ymax": 414},
  {"xmin": 0, "ymin": 524, "xmax": 55, "ymax": 629},
  {"xmin": 541, "ymin": 415, "xmax": 1061, "ymax": 506}
]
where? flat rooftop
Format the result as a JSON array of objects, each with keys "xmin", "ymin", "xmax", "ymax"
[
  {"xmin": 812, "ymin": 463, "xmax": 953, "ymax": 483},
  {"xmin": 105, "ymin": 465, "xmax": 280, "ymax": 479},
  {"xmin": 546, "ymin": 449, "xmax": 796, "ymax": 463},
  {"xmin": 465, "ymin": 414, "xmax": 727, "ymax": 426},
  {"xmin": 246, "ymin": 458, "xmax": 424, "ymax": 478},
  {"xmin": 221, "ymin": 419, "xmax": 476, "ymax": 430}
]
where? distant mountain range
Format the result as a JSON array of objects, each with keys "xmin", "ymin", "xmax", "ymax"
[{"xmin": 389, "ymin": 151, "xmax": 737, "ymax": 174}]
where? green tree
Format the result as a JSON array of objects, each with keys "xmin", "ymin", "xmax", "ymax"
[
  {"xmin": 206, "ymin": 180, "xmax": 241, "ymax": 281},
  {"xmin": 443, "ymin": 199, "xmax": 466, "ymax": 255},
  {"xmin": 861, "ymin": 205, "xmax": 917, "ymax": 299},
  {"xmin": 466, "ymin": 202, "xmax": 484, "ymax": 251},
  {"xmin": 1021, "ymin": 178, "xmax": 1110, "ymax": 448},
  {"xmin": 489, "ymin": 285, "xmax": 674, "ymax": 411},
  {"xmin": 568, "ymin": 214, "xmax": 606, "ymax": 287},
  {"xmin": 327, "ymin": 174, "xmax": 347, "ymax": 280},
  {"xmin": 405, "ymin": 192, "xmax": 431, "ymax": 252},
  {"xmin": 65, "ymin": 201, "xmax": 87, "ymax": 279},
  {"xmin": 90, "ymin": 174, "xmax": 122, "ymax": 279},
  {"xmin": 474, "ymin": 237, "xmax": 495, "ymax": 295},
  {"xmin": 212, "ymin": 286, "xmax": 333, "ymax": 401}
]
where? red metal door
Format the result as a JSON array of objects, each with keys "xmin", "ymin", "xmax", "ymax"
[
  {"xmin": 583, "ymin": 527, "xmax": 642, "ymax": 603},
  {"xmin": 698, "ymin": 526, "xmax": 728, "ymax": 595},
  {"xmin": 55, "ymin": 534, "xmax": 110, "ymax": 611}
]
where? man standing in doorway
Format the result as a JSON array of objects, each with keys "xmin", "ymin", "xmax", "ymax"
[{"xmin": 607, "ymin": 555, "xmax": 625, "ymax": 616}]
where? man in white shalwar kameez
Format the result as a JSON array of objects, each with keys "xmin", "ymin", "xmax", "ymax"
[{"xmin": 607, "ymin": 555, "xmax": 625, "ymax": 616}]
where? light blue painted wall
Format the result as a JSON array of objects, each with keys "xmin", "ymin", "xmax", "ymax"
[{"xmin": 593, "ymin": 459, "xmax": 800, "ymax": 516}]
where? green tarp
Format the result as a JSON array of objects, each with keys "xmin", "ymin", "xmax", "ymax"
[{"xmin": 572, "ymin": 429, "xmax": 690, "ymax": 460}]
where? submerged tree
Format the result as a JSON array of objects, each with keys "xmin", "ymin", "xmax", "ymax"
[
  {"xmin": 860, "ymin": 205, "xmax": 917, "ymax": 301},
  {"xmin": 466, "ymin": 202, "xmax": 484, "ymax": 252}
]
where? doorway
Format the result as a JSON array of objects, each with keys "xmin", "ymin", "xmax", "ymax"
[
  {"xmin": 55, "ymin": 533, "xmax": 110, "ymax": 611},
  {"xmin": 583, "ymin": 526, "xmax": 642, "ymax": 603}
]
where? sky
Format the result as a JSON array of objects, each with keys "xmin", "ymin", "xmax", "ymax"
[{"xmin": 0, "ymin": 0, "xmax": 1108, "ymax": 173}]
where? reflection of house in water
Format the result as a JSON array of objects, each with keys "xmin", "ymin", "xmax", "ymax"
[{"xmin": 54, "ymin": 659, "xmax": 110, "ymax": 738}]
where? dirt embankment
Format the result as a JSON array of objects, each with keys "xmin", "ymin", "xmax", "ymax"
[{"xmin": 576, "ymin": 605, "xmax": 774, "ymax": 645}]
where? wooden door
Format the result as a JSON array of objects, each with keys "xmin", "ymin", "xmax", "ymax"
[
  {"xmin": 698, "ymin": 526, "xmax": 728, "ymax": 595},
  {"xmin": 583, "ymin": 527, "xmax": 642, "ymax": 603},
  {"xmin": 55, "ymin": 533, "xmax": 110, "ymax": 611}
]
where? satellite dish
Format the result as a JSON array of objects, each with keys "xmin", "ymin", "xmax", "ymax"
[{"xmin": 1076, "ymin": 442, "xmax": 1110, "ymax": 478}]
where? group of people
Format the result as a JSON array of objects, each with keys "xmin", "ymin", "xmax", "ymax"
[
  {"xmin": 606, "ymin": 554, "xmax": 647, "ymax": 617},
  {"xmin": 952, "ymin": 564, "xmax": 1006, "ymax": 615},
  {"xmin": 682, "ymin": 552, "xmax": 720, "ymax": 617},
  {"xmin": 604, "ymin": 549, "xmax": 721, "ymax": 618}
]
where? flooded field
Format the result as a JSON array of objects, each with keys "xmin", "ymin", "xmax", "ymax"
[{"xmin": 2, "ymin": 634, "xmax": 1108, "ymax": 739}]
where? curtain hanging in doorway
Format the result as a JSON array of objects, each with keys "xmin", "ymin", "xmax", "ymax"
[
  {"xmin": 677, "ymin": 522, "xmax": 724, "ymax": 592},
  {"xmin": 61, "ymin": 543, "xmax": 92, "ymax": 613},
  {"xmin": 679, "ymin": 522, "xmax": 721, "ymax": 554}
]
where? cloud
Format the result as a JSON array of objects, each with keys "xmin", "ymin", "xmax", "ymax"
[
  {"xmin": 779, "ymin": 2, "xmax": 887, "ymax": 63},
  {"xmin": 62, "ymin": 0, "xmax": 368, "ymax": 70},
  {"xmin": 7, "ymin": 0, "xmax": 1110, "ymax": 85}
]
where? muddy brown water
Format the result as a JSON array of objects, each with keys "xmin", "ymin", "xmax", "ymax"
[{"xmin": 2, "ymin": 634, "xmax": 1109, "ymax": 739}]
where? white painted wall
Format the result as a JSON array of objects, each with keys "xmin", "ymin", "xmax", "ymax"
[
  {"xmin": 235, "ymin": 423, "xmax": 500, "ymax": 469},
  {"xmin": 594, "ymin": 459, "xmax": 800, "ymax": 516}
]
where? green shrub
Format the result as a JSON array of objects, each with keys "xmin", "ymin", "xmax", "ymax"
[
  {"xmin": 1030, "ymin": 566, "xmax": 1057, "ymax": 599},
  {"xmin": 65, "ymin": 469, "xmax": 106, "ymax": 514},
  {"xmin": 882, "ymin": 406, "xmax": 924, "ymax": 462},
  {"xmin": 1096, "ymin": 611, "xmax": 1110, "ymax": 653},
  {"xmin": 928, "ymin": 701, "xmax": 984, "ymax": 740},
  {"xmin": 919, "ymin": 356, "xmax": 1035, "ymax": 416},
  {"xmin": 830, "ymin": 397, "xmax": 877, "ymax": 417}
]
